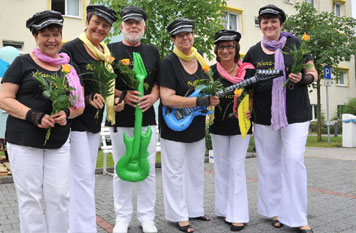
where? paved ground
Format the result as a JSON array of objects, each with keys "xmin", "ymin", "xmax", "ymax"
[{"xmin": 1, "ymin": 147, "xmax": 355, "ymax": 233}]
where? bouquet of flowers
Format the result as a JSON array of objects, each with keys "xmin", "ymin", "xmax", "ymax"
[
  {"xmin": 115, "ymin": 58, "xmax": 148, "ymax": 90},
  {"xmin": 283, "ymin": 33, "xmax": 313, "ymax": 88},
  {"xmin": 33, "ymin": 64, "xmax": 76, "ymax": 144},
  {"xmin": 88, "ymin": 56, "xmax": 116, "ymax": 119},
  {"xmin": 229, "ymin": 88, "xmax": 247, "ymax": 118},
  {"xmin": 230, "ymin": 87, "xmax": 251, "ymax": 139}
]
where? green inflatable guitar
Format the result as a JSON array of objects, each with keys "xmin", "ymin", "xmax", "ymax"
[{"xmin": 115, "ymin": 52, "xmax": 152, "ymax": 182}]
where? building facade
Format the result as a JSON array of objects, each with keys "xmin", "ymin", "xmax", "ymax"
[{"xmin": 225, "ymin": 0, "xmax": 356, "ymax": 121}]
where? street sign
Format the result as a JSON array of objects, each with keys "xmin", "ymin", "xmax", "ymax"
[
  {"xmin": 324, "ymin": 65, "xmax": 331, "ymax": 79},
  {"xmin": 325, "ymin": 120, "xmax": 337, "ymax": 126},
  {"xmin": 324, "ymin": 79, "xmax": 333, "ymax": 87}
]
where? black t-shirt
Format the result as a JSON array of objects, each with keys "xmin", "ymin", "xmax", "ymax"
[
  {"xmin": 158, "ymin": 52, "xmax": 207, "ymax": 143},
  {"xmin": 209, "ymin": 64, "xmax": 253, "ymax": 135},
  {"xmin": 1, "ymin": 54, "xmax": 70, "ymax": 149},
  {"xmin": 60, "ymin": 38, "xmax": 104, "ymax": 133},
  {"xmin": 107, "ymin": 42, "xmax": 160, "ymax": 127},
  {"xmin": 243, "ymin": 36, "xmax": 313, "ymax": 125}
]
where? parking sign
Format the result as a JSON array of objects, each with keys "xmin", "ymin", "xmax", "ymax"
[{"xmin": 324, "ymin": 66, "xmax": 331, "ymax": 79}]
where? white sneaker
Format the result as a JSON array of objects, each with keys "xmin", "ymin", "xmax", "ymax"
[
  {"xmin": 140, "ymin": 219, "xmax": 158, "ymax": 233},
  {"xmin": 112, "ymin": 220, "xmax": 130, "ymax": 233}
]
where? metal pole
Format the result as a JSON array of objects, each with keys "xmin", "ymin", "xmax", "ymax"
[{"xmin": 326, "ymin": 84, "xmax": 330, "ymax": 143}]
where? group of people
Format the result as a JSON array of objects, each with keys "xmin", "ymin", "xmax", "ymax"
[{"xmin": 0, "ymin": 3, "xmax": 317, "ymax": 233}]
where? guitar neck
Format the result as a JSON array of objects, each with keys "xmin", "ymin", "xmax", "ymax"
[{"xmin": 216, "ymin": 76, "xmax": 257, "ymax": 98}]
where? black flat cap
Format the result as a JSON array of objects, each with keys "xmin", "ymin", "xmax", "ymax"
[
  {"xmin": 167, "ymin": 18, "xmax": 195, "ymax": 36},
  {"xmin": 214, "ymin": 30, "xmax": 241, "ymax": 44},
  {"xmin": 87, "ymin": 5, "xmax": 118, "ymax": 25},
  {"xmin": 26, "ymin": 10, "xmax": 63, "ymax": 32},
  {"xmin": 121, "ymin": 6, "xmax": 147, "ymax": 22},
  {"xmin": 258, "ymin": 4, "xmax": 286, "ymax": 23}
]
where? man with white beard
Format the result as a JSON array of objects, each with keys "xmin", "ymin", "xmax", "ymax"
[{"xmin": 107, "ymin": 6, "xmax": 160, "ymax": 233}]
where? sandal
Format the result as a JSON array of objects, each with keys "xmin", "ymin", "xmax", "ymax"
[
  {"xmin": 271, "ymin": 219, "xmax": 284, "ymax": 228},
  {"xmin": 190, "ymin": 215, "xmax": 210, "ymax": 221},
  {"xmin": 177, "ymin": 223, "xmax": 194, "ymax": 232}
]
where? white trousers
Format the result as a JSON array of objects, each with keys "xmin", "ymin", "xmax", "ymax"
[
  {"xmin": 211, "ymin": 134, "xmax": 250, "ymax": 223},
  {"xmin": 68, "ymin": 131, "xmax": 101, "ymax": 233},
  {"xmin": 161, "ymin": 138, "xmax": 206, "ymax": 222},
  {"xmin": 254, "ymin": 122, "xmax": 310, "ymax": 227},
  {"xmin": 110, "ymin": 126, "xmax": 157, "ymax": 222},
  {"xmin": 7, "ymin": 140, "xmax": 70, "ymax": 233}
]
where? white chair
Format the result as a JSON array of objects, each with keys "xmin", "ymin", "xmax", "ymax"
[{"xmin": 100, "ymin": 126, "xmax": 113, "ymax": 176}]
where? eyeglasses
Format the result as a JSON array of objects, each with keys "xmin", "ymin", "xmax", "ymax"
[{"xmin": 217, "ymin": 45, "xmax": 235, "ymax": 51}]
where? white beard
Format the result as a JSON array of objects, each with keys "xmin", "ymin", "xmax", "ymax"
[{"xmin": 123, "ymin": 28, "xmax": 144, "ymax": 44}]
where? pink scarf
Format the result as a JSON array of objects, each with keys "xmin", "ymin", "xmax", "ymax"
[
  {"xmin": 217, "ymin": 60, "xmax": 254, "ymax": 84},
  {"xmin": 32, "ymin": 48, "xmax": 84, "ymax": 108}
]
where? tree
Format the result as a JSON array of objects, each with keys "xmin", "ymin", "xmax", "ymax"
[
  {"xmin": 92, "ymin": 0, "xmax": 227, "ymax": 60},
  {"xmin": 283, "ymin": 2, "xmax": 356, "ymax": 141}
]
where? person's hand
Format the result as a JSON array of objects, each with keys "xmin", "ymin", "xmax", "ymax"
[
  {"xmin": 89, "ymin": 93, "xmax": 105, "ymax": 109},
  {"xmin": 52, "ymin": 110, "xmax": 67, "ymax": 126},
  {"xmin": 209, "ymin": 96, "xmax": 220, "ymax": 107},
  {"xmin": 246, "ymin": 109, "xmax": 252, "ymax": 119},
  {"xmin": 114, "ymin": 97, "xmax": 125, "ymax": 112},
  {"xmin": 138, "ymin": 94, "xmax": 156, "ymax": 112},
  {"xmin": 124, "ymin": 90, "xmax": 141, "ymax": 108},
  {"xmin": 288, "ymin": 72, "xmax": 302, "ymax": 83},
  {"xmin": 37, "ymin": 114, "xmax": 55, "ymax": 129}
]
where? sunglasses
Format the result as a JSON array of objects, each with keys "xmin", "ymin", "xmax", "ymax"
[{"xmin": 217, "ymin": 45, "xmax": 235, "ymax": 51}]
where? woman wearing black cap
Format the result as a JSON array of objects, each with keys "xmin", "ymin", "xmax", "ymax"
[
  {"xmin": 159, "ymin": 18, "xmax": 220, "ymax": 233},
  {"xmin": 243, "ymin": 4, "xmax": 317, "ymax": 233},
  {"xmin": 0, "ymin": 10, "xmax": 84, "ymax": 232},
  {"xmin": 209, "ymin": 29, "xmax": 254, "ymax": 231},
  {"xmin": 60, "ymin": 5, "xmax": 121, "ymax": 233}
]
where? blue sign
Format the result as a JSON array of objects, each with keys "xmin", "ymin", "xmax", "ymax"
[{"xmin": 324, "ymin": 66, "xmax": 331, "ymax": 79}]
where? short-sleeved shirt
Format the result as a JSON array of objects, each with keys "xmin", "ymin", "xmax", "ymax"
[
  {"xmin": 209, "ymin": 64, "xmax": 253, "ymax": 136},
  {"xmin": 60, "ymin": 38, "xmax": 104, "ymax": 133},
  {"xmin": 107, "ymin": 42, "xmax": 160, "ymax": 127},
  {"xmin": 158, "ymin": 52, "xmax": 207, "ymax": 143},
  {"xmin": 243, "ymin": 36, "xmax": 313, "ymax": 125},
  {"xmin": 1, "ymin": 54, "xmax": 70, "ymax": 149}
]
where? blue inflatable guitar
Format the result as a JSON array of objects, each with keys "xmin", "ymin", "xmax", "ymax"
[{"xmin": 162, "ymin": 69, "xmax": 283, "ymax": 131}]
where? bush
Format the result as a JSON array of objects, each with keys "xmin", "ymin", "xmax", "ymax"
[{"xmin": 343, "ymin": 98, "xmax": 356, "ymax": 115}]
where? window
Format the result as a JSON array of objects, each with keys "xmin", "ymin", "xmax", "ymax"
[
  {"xmin": 222, "ymin": 12, "xmax": 239, "ymax": 31},
  {"xmin": 254, "ymin": 17, "xmax": 259, "ymax": 27},
  {"xmin": 2, "ymin": 41, "xmax": 24, "ymax": 52},
  {"xmin": 311, "ymin": 104, "xmax": 318, "ymax": 121},
  {"xmin": 333, "ymin": 1, "xmax": 344, "ymax": 17},
  {"xmin": 337, "ymin": 105, "xmax": 346, "ymax": 119},
  {"xmin": 52, "ymin": 0, "xmax": 80, "ymax": 17},
  {"xmin": 336, "ymin": 69, "xmax": 348, "ymax": 86},
  {"xmin": 305, "ymin": 0, "xmax": 316, "ymax": 8}
]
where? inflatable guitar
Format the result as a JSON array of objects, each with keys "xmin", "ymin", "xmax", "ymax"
[
  {"xmin": 116, "ymin": 52, "xmax": 152, "ymax": 182},
  {"xmin": 163, "ymin": 69, "xmax": 283, "ymax": 131}
]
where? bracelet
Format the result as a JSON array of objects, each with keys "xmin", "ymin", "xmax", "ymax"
[
  {"xmin": 196, "ymin": 96, "xmax": 211, "ymax": 107},
  {"xmin": 300, "ymin": 73, "xmax": 315, "ymax": 85},
  {"xmin": 63, "ymin": 108, "xmax": 70, "ymax": 120},
  {"xmin": 26, "ymin": 109, "xmax": 45, "ymax": 126}
]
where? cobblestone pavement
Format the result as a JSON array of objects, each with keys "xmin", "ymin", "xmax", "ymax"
[{"xmin": 1, "ymin": 147, "xmax": 355, "ymax": 233}]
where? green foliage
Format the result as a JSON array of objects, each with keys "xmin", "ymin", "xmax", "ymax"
[
  {"xmin": 92, "ymin": 0, "xmax": 227, "ymax": 60},
  {"xmin": 89, "ymin": 60, "xmax": 116, "ymax": 99},
  {"xmin": 343, "ymin": 98, "xmax": 356, "ymax": 115}
]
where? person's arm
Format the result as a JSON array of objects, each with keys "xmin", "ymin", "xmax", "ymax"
[
  {"xmin": 0, "ymin": 82, "xmax": 55, "ymax": 128},
  {"xmin": 138, "ymin": 83, "xmax": 160, "ymax": 112},
  {"xmin": 160, "ymin": 86, "xmax": 219, "ymax": 109}
]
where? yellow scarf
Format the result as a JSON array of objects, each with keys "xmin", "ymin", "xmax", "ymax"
[
  {"xmin": 173, "ymin": 46, "xmax": 208, "ymax": 68},
  {"xmin": 79, "ymin": 33, "xmax": 115, "ymax": 125}
]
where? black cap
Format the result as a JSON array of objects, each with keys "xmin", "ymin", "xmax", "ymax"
[
  {"xmin": 214, "ymin": 30, "xmax": 241, "ymax": 44},
  {"xmin": 121, "ymin": 6, "xmax": 147, "ymax": 22},
  {"xmin": 26, "ymin": 10, "xmax": 63, "ymax": 32},
  {"xmin": 166, "ymin": 18, "xmax": 195, "ymax": 36},
  {"xmin": 87, "ymin": 5, "xmax": 118, "ymax": 25},
  {"xmin": 258, "ymin": 4, "xmax": 286, "ymax": 23}
]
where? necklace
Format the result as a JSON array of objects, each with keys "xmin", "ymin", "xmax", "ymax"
[
  {"xmin": 222, "ymin": 63, "xmax": 236, "ymax": 74},
  {"xmin": 180, "ymin": 58, "xmax": 196, "ymax": 68}
]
